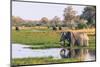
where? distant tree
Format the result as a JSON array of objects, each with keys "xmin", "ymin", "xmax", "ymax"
[
  {"xmin": 63, "ymin": 6, "xmax": 76, "ymax": 28},
  {"xmin": 40, "ymin": 17, "xmax": 49, "ymax": 25},
  {"xmin": 74, "ymin": 15, "xmax": 80, "ymax": 23},
  {"xmin": 51, "ymin": 16, "xmax": 61, "ymax": 27},
  {"xmin": 12, "ymin": 16, "xmax": 24, "ymax": 26},
  {"xmin": 81, "ymin": 6, "xmax": 96, "ymax": 26}
]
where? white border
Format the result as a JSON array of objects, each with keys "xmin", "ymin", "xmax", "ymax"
[{"xmin": 0, "ymin": 0, "xmax": 100, "ymax": 67}]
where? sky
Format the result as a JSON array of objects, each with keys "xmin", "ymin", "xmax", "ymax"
[{"xmin": 12, "ymin": 1, "xmax": 86, "ymax": 20}]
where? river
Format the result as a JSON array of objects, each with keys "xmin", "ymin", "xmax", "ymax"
[{"xmin": 12, "ymin": 44, "xmax": 95, "ymax": 61}]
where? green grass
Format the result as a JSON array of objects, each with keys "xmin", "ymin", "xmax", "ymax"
[
  {"xmin": 12, "ymin": 57, "xmax": 80, "ymax": 66},
  {"xmin": 12, "ymin": 29, "xmax": 96, "ymax": 66},
  {"xmin": 12, "ymin": 29, "xmax": 96, "ymax": 49},
  {"xmin": 12, "ymin": 30, "xmax": 61, "ymax": 48}
]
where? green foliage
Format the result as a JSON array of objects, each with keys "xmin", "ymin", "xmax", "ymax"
[
  {"xmin": 77, "ymin": 23, "xmax": 87, "ymax": 29},
  {"xmin": 22, "ymin": 22, "xmax": 35, "ymax": 27},
  {"xmin": 81, "ymin": 6, "xmax": 96, "ymax": 26}
]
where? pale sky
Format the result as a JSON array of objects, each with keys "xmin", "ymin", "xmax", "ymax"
[{"xmin": 12, "ymin": 1, "xmax": 86, "ymax": 20}]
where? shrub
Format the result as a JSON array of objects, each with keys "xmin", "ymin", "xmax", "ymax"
[{"xmin": 77, "ymin": 23, "xmax": 87, "ymax": 29}]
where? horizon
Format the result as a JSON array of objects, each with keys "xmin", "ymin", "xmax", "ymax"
[{"xmin": 12, "ymin": 1, "xmax": 86, "ymax": 20}]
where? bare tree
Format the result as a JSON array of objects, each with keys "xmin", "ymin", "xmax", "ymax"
[
  {"xmin": 63, "ymin": 6, "xmax": 76, "ymax": 28},
  {"xmin": 51, "ymin": 16, "xmax": 61, "ymax": 27}
]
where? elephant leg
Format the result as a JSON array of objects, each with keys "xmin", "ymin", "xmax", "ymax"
[
  {"xmin": 83, "ymin": 34, "xmax": 89, "ymax": 47},
  {"xmin": 83, "ymin": 39, "xmax": 86, "ymax": 46},
  {"xmin": 70, "ymin": 40, "xmax": 75, "ymax": 47},
  {"xmin": 84, "ymin": 39, "xmax": 89, "ymax": 47},
  {"xmin": 86, "ymin": 40, "xmax": 89, "ymax": 46},
  {"xmin": 80, "ymin": 39, "xmax": 83, "ymax": 46},
  {"xmin": 76, "ymin": 39, "xmax": 80, "ymax": 46}
]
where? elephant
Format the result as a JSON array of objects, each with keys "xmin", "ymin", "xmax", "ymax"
[
  {"xmin": 60, "ymin": 31, "xmax": 89, "ymax": 47},
  {"xmin": 60, "ymin": 48, "xmax": 89, "ymax": 60}
]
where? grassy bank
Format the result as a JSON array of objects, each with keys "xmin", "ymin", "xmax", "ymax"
[
  {"xmin": 12, "ymin": 30, "xmax": 95, "ymax": 49},
  {"xmin": 12, "ymin": 57, "xmax": 80, "ymax": 66},
  {"xmin": 12, "ymin": 30, "xmax": 61, "ymax": 48},
  {"xmin": 12, "ymin": 29, "xmax": 96, "ymax": 66}
]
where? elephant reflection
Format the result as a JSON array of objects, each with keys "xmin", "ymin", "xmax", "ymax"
[
  {"xmin": 60, "ymin": 32, "xmax": 89, "ymax": 47},
  {"xmin": 60, "ymin": 48, "xmax": 89, "ymax": 60}
]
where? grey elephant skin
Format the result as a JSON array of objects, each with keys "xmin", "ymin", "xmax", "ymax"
[{"xmin": 60, "ymin": 31, "xmax": 89, "ymax": 47}]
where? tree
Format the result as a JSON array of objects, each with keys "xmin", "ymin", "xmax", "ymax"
[
  {"xmin": 12, "ymin": 16, "xmax": 24, "ymax": 26},
  {"xmin": 40, "ymin": 17, "xmax": 49, "ymax": 25},
  {"xmin": 74, "ymin": 15, "xmax": 80, "ymax": 23},
  {"xmin": 81, "ymin": 6, "xmax": 96, "ymax": 26},
  {"xmin": 77, "ymin": 23, "xmax": 87, "ymax": 29},
  {"xmin": 51, "ymin": 16, "xmax": 61, "ymax": 27},
  {"xmin": 63, "ymin": 6, "xmax": 76, "ymax": 28}
]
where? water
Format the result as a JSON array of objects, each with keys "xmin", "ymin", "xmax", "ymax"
[
  {"xmin": 12, "ymin": 44, "xmax": 65, "ymax": 59},
  {"xmin": 12, "ymin": 44, "xmax": 95, "ymax": 61}
]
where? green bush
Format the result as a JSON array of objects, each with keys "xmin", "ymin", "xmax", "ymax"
[{"xmin": 77, "ymin": 23, "xmax": 87, "ymax": 29}]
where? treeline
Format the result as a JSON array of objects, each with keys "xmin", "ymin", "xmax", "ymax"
[{"xmin": 12, "ymin": 6, "xmax": 96, "ymax": 29}]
